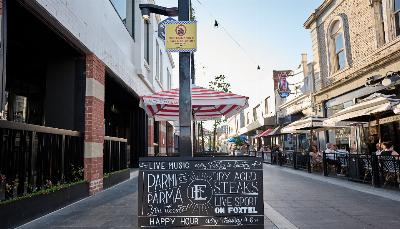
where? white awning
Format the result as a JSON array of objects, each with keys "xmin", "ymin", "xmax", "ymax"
[
  {"xmin": 323, "ymin": 93, "xmax": 400, "ymax": 126},
  {"xmin": 282, "ymin": 116, "xmax": 324, "ymax": 133}
]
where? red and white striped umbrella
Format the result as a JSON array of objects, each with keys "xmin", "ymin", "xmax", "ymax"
[{"xmin": 140, "ymin": 85, "xmax": 249, "ymax": 121}]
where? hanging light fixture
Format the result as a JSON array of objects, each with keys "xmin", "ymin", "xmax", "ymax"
[{"xmin": 214, "ymin": 20, "xmax": 219, "ymax": 28}]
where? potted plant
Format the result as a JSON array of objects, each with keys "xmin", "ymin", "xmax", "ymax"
[{"xmin": 0, "ymin": 174, "xmax": 5, "ymax": 201}]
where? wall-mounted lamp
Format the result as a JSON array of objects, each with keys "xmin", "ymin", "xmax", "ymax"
[
  {"xmin": 365, "ymin": 75, "xmax": 383, "ymax": 87},
  {"xmin": 139, "ymin": 4, "xmax": 179, "ymax": 21},
  {"xmin": 365, "ymin": 72, "xmax": 400, "ymax": 88},
  {"xmin": 382, "ymin": 71, "xmax": 400, "ymax": 87}
]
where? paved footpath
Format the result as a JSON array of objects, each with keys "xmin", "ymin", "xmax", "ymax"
[
  {"xmin": 20, "ymin": 165, "xmax": 400, "ymax": 229},
  {"xmin": 263, "ymin": 165, "xmax": 400, "ymax": 229}
]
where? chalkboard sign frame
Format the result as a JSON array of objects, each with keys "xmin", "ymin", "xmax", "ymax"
[{"xmin": 138, "ymin": 156, "xmax": 264, "ymax": 228}]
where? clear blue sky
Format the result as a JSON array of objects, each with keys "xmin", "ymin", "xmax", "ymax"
[{"xmin": 157, "ymin": 0, "xmax": 322, "ymax": 107}]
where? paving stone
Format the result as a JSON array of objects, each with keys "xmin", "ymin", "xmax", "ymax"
[{"xmin": 19, "ymin": 165, "xmax": 400, "ymax": 229}]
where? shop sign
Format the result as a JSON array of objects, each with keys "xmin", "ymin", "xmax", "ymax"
[
  {"xmin": 165, "ymin": 21, "xmax": 197, "ymax": 52},
  {"xmin": 158, "ymin": 17, "xmax": 176, "ymax": 41},
  {"xmin": 273, "ymin": 71, "xmax": 291, "ymax": 98},
  {"xmin": 369, "ymin": 115, "xmax": 400, "ymax": 126},
  {"xmin": 138, "ymin": 157, "xmax": 264, "ymax": 228}
]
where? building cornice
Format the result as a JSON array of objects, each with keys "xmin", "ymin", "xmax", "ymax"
[
  {"xmin": 279, "ymin": 93, "xmax": 311, "ymax": 109},
  {"xmin": 314, "ymin": 38, "xmax": 400, "ymax": 101},
  {"xmin": 304, "ymin": 0, "xmax": 334, "ymax": 29}
]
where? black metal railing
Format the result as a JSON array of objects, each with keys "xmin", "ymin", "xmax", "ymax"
[
  {"xmin": 103, "ymin": 136, "xmax": 128, "ymax": 174},
  {"xmin": 294, "ymin": 152, "xmax": 310, "ymax": 171},
  {"xmin": 279, "ymin": 151, "xmax": 294, "ymax": 167},
  {"xmin": 321, "ymin": 153, "xmax": 400, "ymax": 189},
  {"xmin": 0, "ymin": 120, "xmax": 83, "ymax": 201},
  {"xmin": 261, "ymin": 151, "xmax": 273, "ymax": 164},
  {"xmin": 264, "ymin": 148, "xmax": 400, "ymax": 191},
  {"xmin": 376, "ymin": 155, "xmax": 400, "ymax": 189}
]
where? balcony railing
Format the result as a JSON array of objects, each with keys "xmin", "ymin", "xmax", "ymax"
[
  {"xmin": 0, "ymin": 120, "xmax": 83, "ymax": 201},
  {"xmin": 103, "ymin": 136, "xmax": 128, "ymax": 174}
]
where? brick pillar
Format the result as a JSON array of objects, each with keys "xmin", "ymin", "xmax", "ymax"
[
  {"xmin": 84, "ymin": 54, "xmax": 105, "ymax": 195},
  {"xmin": 147, "ymin": 118, "xmax": 154, "ymax": 156},
  {"xmin": 160, "ymin": 121, "xmax": 167, "ymax": 156}
]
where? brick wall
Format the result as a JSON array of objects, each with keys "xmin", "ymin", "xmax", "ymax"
[
  {"xmin": 314, "ymin": 0, "xmax": 376, "ymax": 85},
  {"xmin": 147, "ymin": 118, "xmax": 154, "ymax": 156},
  {"xmin": 159, "ymin": 121, "xmax": 167, "ymax": 156},
  {"xmin": 309, "ymin": 0, "xmax": 400, "ymax": 103},
  {"xmin": 84, "ymin": 54, "xmax": 105, "ymax": 195}
]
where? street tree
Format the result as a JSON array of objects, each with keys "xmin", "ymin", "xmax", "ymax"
[{"xmin": 209, "ymin": 75, "xmax": 231, "ymax": 153}]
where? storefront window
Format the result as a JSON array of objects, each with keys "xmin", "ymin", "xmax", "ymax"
[
  {"xmin": 110, "ymin": 0, "xmax": 135, "ymax": 38},
  {"xmin": 380, "ymin": 121, "xmax": 400, "ymax": 152},
  {"xmin": 297, "ymin": 133, "xmax": 309, "ymax": 152},
  {"xmin": 283, "ymin": 134, "xmax": 294, "ymax": 151}
]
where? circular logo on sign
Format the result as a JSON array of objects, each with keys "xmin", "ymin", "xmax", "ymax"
[
  {"xmin": 175, "ymin": 25, "xmax": 187, "ymax": 36},
  {"xmin": 187, "ymin": 179, "xmax": 212, "ymax": 206}
]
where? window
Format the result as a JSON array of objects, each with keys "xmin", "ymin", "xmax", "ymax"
[
  {"xmin": 167, "ymin": 69, "xmax": 172, "ymax": 89},
  {"xmin": 375, "ymin": 0, "xmax": 387, "ymax": 46},
  {"xmin": 394, "ymin": 0, "xmax": 400, "ymax": 35},
  {"xmin": 110, "ymin": 0, "xmax": 135, "ymax": 38},
  {"xmin": 264, "ymin": 98, "xmax": 269, "ymax": 115},
  {"xmin": 160, "ymin": 51, "xmax": 163, "ymax": 84},
  {"xmin": 329, "ymin": 20, "xmax": 346, "ymax": 73},
  {"xmin": 144, "ymin": 21, "xmax": 150, "ymax": 64},
  {"xmin": 156, "ymin": 42, "xmax": 160, "ymax": 80},
  {"xmin": 253, "ymin": 105, "xmax": 260, "ymax": 121}
]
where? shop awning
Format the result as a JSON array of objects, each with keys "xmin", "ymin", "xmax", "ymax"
[
  {"xmin": 323, "ymin": 93, "xmax": 400, "ymax": 125},
  {"xmin": 266, "ymin": 126, "xmax": 283, "ymax": 136},
  {"xmin": 281, "ymin": 116, "xmax": 325, "ymax": 133},
  {"xmin": 140, "ymin": 85, "xmax": 249, "ymax": 121},
  {"xmin": 255, "ymin": 128, "xmax": 273, "ymax": 138}
]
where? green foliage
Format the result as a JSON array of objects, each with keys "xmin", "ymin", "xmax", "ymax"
[
  {"xmin": 209, "ymin": 75, "xmax": 231, "ymax": 93},
  {"xmin": 104, "ymin": 168, "xmax": 130, "ymax": 179},
  {"xmin": 209, "ymin": 75, "xmax": 232, "ymax": 151},
  {"xmin": 0, "ymin": 180, "xmax": 86, "ymax": 206},
  {"xmin": 234, "ymin": 136, "xmax": 245, "ymax": 147},
  {"xmin": 71, "ymin": 166, "xmax": 84, "ymax": 182}
]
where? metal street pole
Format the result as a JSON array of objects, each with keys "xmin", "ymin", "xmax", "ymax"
[{"xmin": 178, "ymin": 0, "xmax": 193, "ymax": 157}]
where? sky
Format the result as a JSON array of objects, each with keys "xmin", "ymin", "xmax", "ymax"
[{"xmin": 156, "ymin": 0, "xmax": 322, "ymax": 127}]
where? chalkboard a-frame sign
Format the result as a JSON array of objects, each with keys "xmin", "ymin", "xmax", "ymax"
[{"xmin": 138, "ymin": 157, "xmax": 264, "ymax": 228}]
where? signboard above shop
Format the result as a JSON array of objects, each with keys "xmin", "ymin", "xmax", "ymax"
[
  {"xmin": 158, "ymin": 17, "xmax": 176, "ymax": 41},
  {"xmin": 165, "ymin": 21, "xmax": 197, "ymax": 52}
]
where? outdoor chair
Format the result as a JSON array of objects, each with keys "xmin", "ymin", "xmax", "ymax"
[
  {"xmin": 361, "ymin": 157, "xmax": 373, "ymax": 183},
  {"xmin": 380, "ymin": 156, "xmax": 400, "ymax": 188},
  {"xmin": 311, "ymin": 160, "xmax": 323, "ymax": 172},
  {"xmin": 337, "ymin": 156, "xmax": 348, "ymax": 176}
]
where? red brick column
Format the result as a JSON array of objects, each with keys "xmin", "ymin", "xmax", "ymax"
[
  {"xmin": 84, "ymin": 54, "xmax": 105, "ymax": 195},
  {"xmin": 147, "ymin": 118, "xmax": 154, "ymax": 156},
  {"xmin": 159, "ymin": 121, "xmax": 167, "ymax": 156}
]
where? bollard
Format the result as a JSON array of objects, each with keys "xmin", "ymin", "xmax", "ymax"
[{"xmin": 371, "ymin": 155, "xmax": 381, "ymax": 187}]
